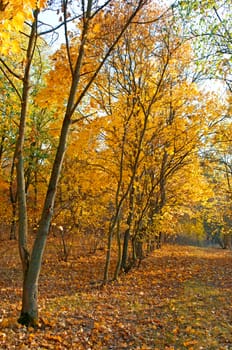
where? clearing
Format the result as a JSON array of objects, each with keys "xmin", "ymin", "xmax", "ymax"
[{"xmin": 0, "ymin": 241, "xmax": 231, "ymax": 349}]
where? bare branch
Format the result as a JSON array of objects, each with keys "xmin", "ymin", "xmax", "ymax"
[
  {"xmin": 0, "ymin": 66, "xmax": 22, "ymax": 101},
  {"xmin": 63, "ymin": 0, "xmax": 74, "ymax": 77},
  {"xmin": 0, "ymin": 58, "xmax": 23, "ymax": 81},
  {"xmin": 71, "ymin": 0, "xmax": 148, "ymax": 117}
]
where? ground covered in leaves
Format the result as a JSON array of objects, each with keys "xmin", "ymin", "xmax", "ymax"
[{"xmin": 0, "ymin": 240, "xmax": 231, "ymax": 349}]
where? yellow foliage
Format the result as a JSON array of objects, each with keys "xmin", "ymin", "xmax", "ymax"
[{"xmin": 0, "ymin": 0, "xmax": 46, "ymax": 55}]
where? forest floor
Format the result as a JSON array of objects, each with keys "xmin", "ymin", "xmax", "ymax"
[{"xmin": 0, "ymin": 239, "xmax": 231, "ymax": 350}]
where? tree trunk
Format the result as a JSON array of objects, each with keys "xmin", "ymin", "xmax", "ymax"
[
  {"xmin": 121, "ymin": 228, "xmax": 130, "ymax": 271},
  {"xmin": 114, "ymin": 220, "xmax": 122, "ymax": 280},
  {"xmin": 134, "ymin": 236, "xmax": 143, "ymax": 261},
  {"xmin": 18, "ymin": 212, "xmax": 52, "ymax": 326},
  {"xmin": 104, "ymin": 219, "xmax": 115, "ymax": 283},
  {"xmin": 17, "ymin": 0, "xmax": 93, "ymax": 322},
  {"xmin": 15, "ymin": 9, "xmax": 39, "ymax": 326},
  {"xmin": 18, "ymin": 109, "xmax": 71, "ymax": 325},
  {"xmin": 15, "ymin": 0, "xmax": 147, "ymax": 324},
  {"xmin": 10, "ymin": 212, "xmax": 17, "ymax": 240},
  {"xmin": 9, "ymin": 153, "xmax": 17, "ymax": 240},
  {"xmin": 18, "ymin": 274, "xmax": 38, "ymax": 327},
  {"xmin": 121, "ymin": 186, "xmax": 134, "ymax": 271}
]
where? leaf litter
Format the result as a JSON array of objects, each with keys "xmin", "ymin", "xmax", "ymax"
[{"xmin": 0, "ymin": 241, "xmax": 231, "ymax": 349}]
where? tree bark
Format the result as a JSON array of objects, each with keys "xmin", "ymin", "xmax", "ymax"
[
  {"xmin": 121, "ymin": 186, "xmax": 134, "ymax": 271},
  {"xmin": 16, "ymin": 8, "xmax": 40, "ymax": 326},
  {"xmin": 114, "ymin": 219, "xmax": 122, "ymax": 280}
]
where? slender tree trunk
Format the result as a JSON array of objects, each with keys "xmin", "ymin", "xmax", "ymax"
[
  {"xmin": 104, "ymin": 217, "xmax": 117, "ymax": 283},
  {"xmin": 16, "ymin": 9, "xmax": 39, "ymax": 326},
  {"xmin": 0, "ymin": 134, "xmax": 5, "ymax": 165},
  {"xmin": 9, "ymin": 152, "xmax": 17, "ymax": 240},
  {"xmin": 103, "ymin": 122, "xmax": 128, "ymax": 282},
  {"xmin": 132, "ymin": 235, "xmax": 137, "ymax": 262},
  {"xmin": 33, "ymin": 166, "xmax": 38, "ymax": 225},
  {"xmin": 121, "ymin": 228, "xmax": 130, "ymax": 270},
  {"xmin": 121, "ymin": 186, "xmax": 134, "ymax": 271},
  {"xmin": 104, "ymin": 231, "xmax": 113, "ymax": 282},
  {"xmin": 114, "ymin": 219, "xmax": 122, "ymax": 280},
  {"xmin": 10, "ymin": 203, "xmax": 17, "ymax": 240}
]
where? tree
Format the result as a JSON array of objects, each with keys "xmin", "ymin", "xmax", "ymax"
[
  {"xmin": 200, "ymin": 95, "xmax": 232, "ymax": 248},
  {"xmin": 1, "ymin": 0, "xmax": 148, "ymax": 326},
  {"xmin": 175, "ymin": 0, "xmax": 232, "ymax": 90},
  {"xmin": 81, "ymin": 7, "xmax": 216, "ymax": 278}
]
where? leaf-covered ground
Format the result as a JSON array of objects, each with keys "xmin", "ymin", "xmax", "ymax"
[{"xmin": 0, "ymin": 240, "xmax": 231, "ymax": 349}]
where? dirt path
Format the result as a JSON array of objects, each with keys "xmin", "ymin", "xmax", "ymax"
[{"xmin": 0, "ymin": 242, "xmax": 231, "ymax": 349}]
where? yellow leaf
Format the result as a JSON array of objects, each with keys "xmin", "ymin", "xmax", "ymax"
[
  {"xmin": 93, "ymin": 23, "xmax": 101, "ymax": 33},
  {"xmin": 183, "ymin": 340, "xmax": 198, "ymax": 347}
]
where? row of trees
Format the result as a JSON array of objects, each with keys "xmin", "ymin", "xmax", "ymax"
[{"xmin": 0, "ymin": 0, "xmax": 231, "ymax": 326}]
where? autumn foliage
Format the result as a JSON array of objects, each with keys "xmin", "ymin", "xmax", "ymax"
[{"xmin": 0, "ymin": 0, "xmax": 231, "ymax": 335}]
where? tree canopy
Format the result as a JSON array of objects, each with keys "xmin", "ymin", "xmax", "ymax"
[{"xmin": 0, "ymin": 0, "xmax": 231, "ymax": 326}]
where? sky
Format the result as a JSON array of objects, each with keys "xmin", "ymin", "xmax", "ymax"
[{"xmin": 38, "ymin": 0, "xmax": 176, "ymax": 49}]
